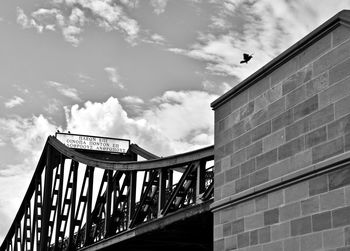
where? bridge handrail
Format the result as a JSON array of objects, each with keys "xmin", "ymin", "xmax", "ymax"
[{"xmin": 48, "ymin": 136, "xmax": 214, "ymax": 171}]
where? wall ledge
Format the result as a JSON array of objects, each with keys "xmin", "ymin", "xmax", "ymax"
[{"xmin": 211, "ymin": 151, "xmax": 350, "ymax": 213}]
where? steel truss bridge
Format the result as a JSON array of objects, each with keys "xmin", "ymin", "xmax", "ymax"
[{"xmin": 0, "ymin": 136, "xmax": 214, "ymax": 251}]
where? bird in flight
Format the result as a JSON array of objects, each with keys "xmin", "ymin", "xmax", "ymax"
[{"xmin": 240, "ymin": 53, "xmax": 253, "ymax": 64}]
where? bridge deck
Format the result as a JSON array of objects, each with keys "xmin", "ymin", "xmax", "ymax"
[{"xmin": 81, "ymin": 201, "xmax": 212, "ymax": 251}]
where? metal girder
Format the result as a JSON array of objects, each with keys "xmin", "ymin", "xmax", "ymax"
[{"xmin": 0, "ymin": 136, "xmax": 214, "ymax": 251}]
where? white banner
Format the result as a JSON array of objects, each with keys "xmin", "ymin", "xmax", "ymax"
[{"xmin": 56, "ymin": 133, "xmax": 129, "ymax": 153}]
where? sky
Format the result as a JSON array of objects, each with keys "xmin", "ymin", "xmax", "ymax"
[{"xmin": 1, "ymin": 0, "xmax": 350, "ymax": 243}]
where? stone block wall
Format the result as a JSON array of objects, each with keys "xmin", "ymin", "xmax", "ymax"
[
  {"xmin": 214, "ymin": 166, "xmax": 350, "ymax": 251},
  {"xmin": 211, "ymin": 10, "xmax": 350, "ymax": 251}
]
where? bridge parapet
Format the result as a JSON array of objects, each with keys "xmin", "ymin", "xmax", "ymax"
[{"xmin": 0, "ymin": 136, "xmax": 214, "ymax": 251}]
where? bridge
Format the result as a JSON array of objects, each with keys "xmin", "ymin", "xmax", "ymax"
[{"xmin": 0, "ymin": 136, "xmax": 214, "ymax": 251}]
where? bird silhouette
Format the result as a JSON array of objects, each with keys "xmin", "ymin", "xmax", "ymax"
[{"xmin": 240, "ymin": 53, "xmax": 253, "ymax": 64}]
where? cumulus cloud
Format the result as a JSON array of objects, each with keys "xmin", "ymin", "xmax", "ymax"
[
  {"xmin": 104, "ymin": 67, "xmax": 125, "ymax": 89},
  {"xmin": 65, "ymin": 91, "xmax": 216, "ymax": 156},
  {"xmin": 0, "ymin": 115, "xmax": 56, "ymax": 155},
  {"xmin": 121, "ymin": 96, "xmax": 146, "ymax": 117},
  {"xmin": 47, "ymin": 81, "xmax": 81, "ymax": 101},
  {"xmin": 4, "ymin": 96, "xmax": 24, "ymax": 108}
]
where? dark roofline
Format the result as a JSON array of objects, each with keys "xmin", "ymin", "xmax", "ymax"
[{"xmin": 211, "ymin": 9, "xmax": 350, "ymax": 110}]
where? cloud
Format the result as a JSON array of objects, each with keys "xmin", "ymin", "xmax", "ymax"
[
  {"xmin": 69, "ymin": 7, "xmax": 86, "ymax": 26},
  {"xmin": 15, "ymin": 2, "xmax": 138, "ymax": 46},
  {"xmin": 65, "ymin": 0, "xmax": 140, "ymax": 43},
  {"xmin": 45, "ymin": 98, "xmax": 62, "ymax": 114},
  {"xmin": 150, "ymin": 0, "xmax": 169, "ymax": 15},
  {"xmin": 47, "ymin": 81, "xmax": 81, "ymax": 101},
  {"xmin": 122, "ymin": 96, "xmax": 144, "ymax": 104},
  {"xmin": 65, "ymin": 91, "xmax": 216, "ymax": 156},
  {"xmin": 0, "ymin": 115, "xmax": 57, "ymax": 155},
  {"xmin": 104, "ymin": 67, "xmax": 125, "ymax": 89},
  {"xmin": 151, "ymin": 33, "xmax": 165, "ymax": 43},
  {"xmin": 0, "ymin": 114, "xmax": 59, "ymax": 177},
  {"xmin": 4, "ymin": 96, "xmax": 24, "ymax": 108},
  {"xmin": 16, "ymin": 7, "xmax": 44, "ymax": 32},
  {"xmin": 121, "ymin": 96, "xmax": 145, "ymax": 117},
  {"xmin": 168, "ymin": 0, "xmax": 350, "ymax": 82},
  {"xmin": 62, "ymin": 25, "xmax": 82, "ymax": 46}
]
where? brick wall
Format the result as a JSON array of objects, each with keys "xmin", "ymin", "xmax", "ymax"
[{"xmin": 212, "ymin": 10, "xmax": 350, "ymax": 251}]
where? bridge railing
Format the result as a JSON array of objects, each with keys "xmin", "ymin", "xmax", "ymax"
[{"xmin": 1, "ymin": 136, "xmax": 214, "ymax": 251}]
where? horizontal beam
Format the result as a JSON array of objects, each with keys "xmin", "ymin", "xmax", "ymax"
[{"xmin": 48, "ymin": 136, "xmax": 214, "ymax": 171}]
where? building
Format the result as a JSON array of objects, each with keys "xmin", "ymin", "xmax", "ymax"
[{"xmin": 211, "ymin": 10, "xmax": 350, "ymax": 251}]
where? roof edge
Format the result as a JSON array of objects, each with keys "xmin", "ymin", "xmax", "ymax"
[{"xmin": 211, "ymin": 9, "xmax": 350, "ymax": 110}]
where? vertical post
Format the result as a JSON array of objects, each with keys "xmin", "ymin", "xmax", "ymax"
[
  {"xmin": 54, "ymin": 155, "xmax": 65, "ymax": 250},
  {"xmin": 40, "ymin": 146, "xmax": 53, "ymax": 251},
  {"xmin": 14, "ymin": 223, "xmax": 20, "ymax": 251},
  {"xmin": 22, "ymin": 203, "xmax": 31, "ymax": 250},
  {"xmin": 67, "ymin": 161, "xmax": 78, "ymax": 249},
  {"xmin": 167, "ymin": 169, "xmax": 173, "ymax": 189},
  {"xmin": 196, "ymin": 160, "xmax": 206, "ymax": 203},
  {"xmin": 84, "ymin": 166, "xmax": 94, "ymax": 246},
  {"xmin": 157, "ymin": 169, "xmax": 166, "ymax": 217},
  {"xmin": 104, "ymin": 170, "xmax": 113, "ymax": 237},
  {"xmin": 127, "ymin": 171, "xmax": 136, "ymax": 229},
  {"xmin": 32, "ymin": 177, "xmax": 43, "ymax": 251}
]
